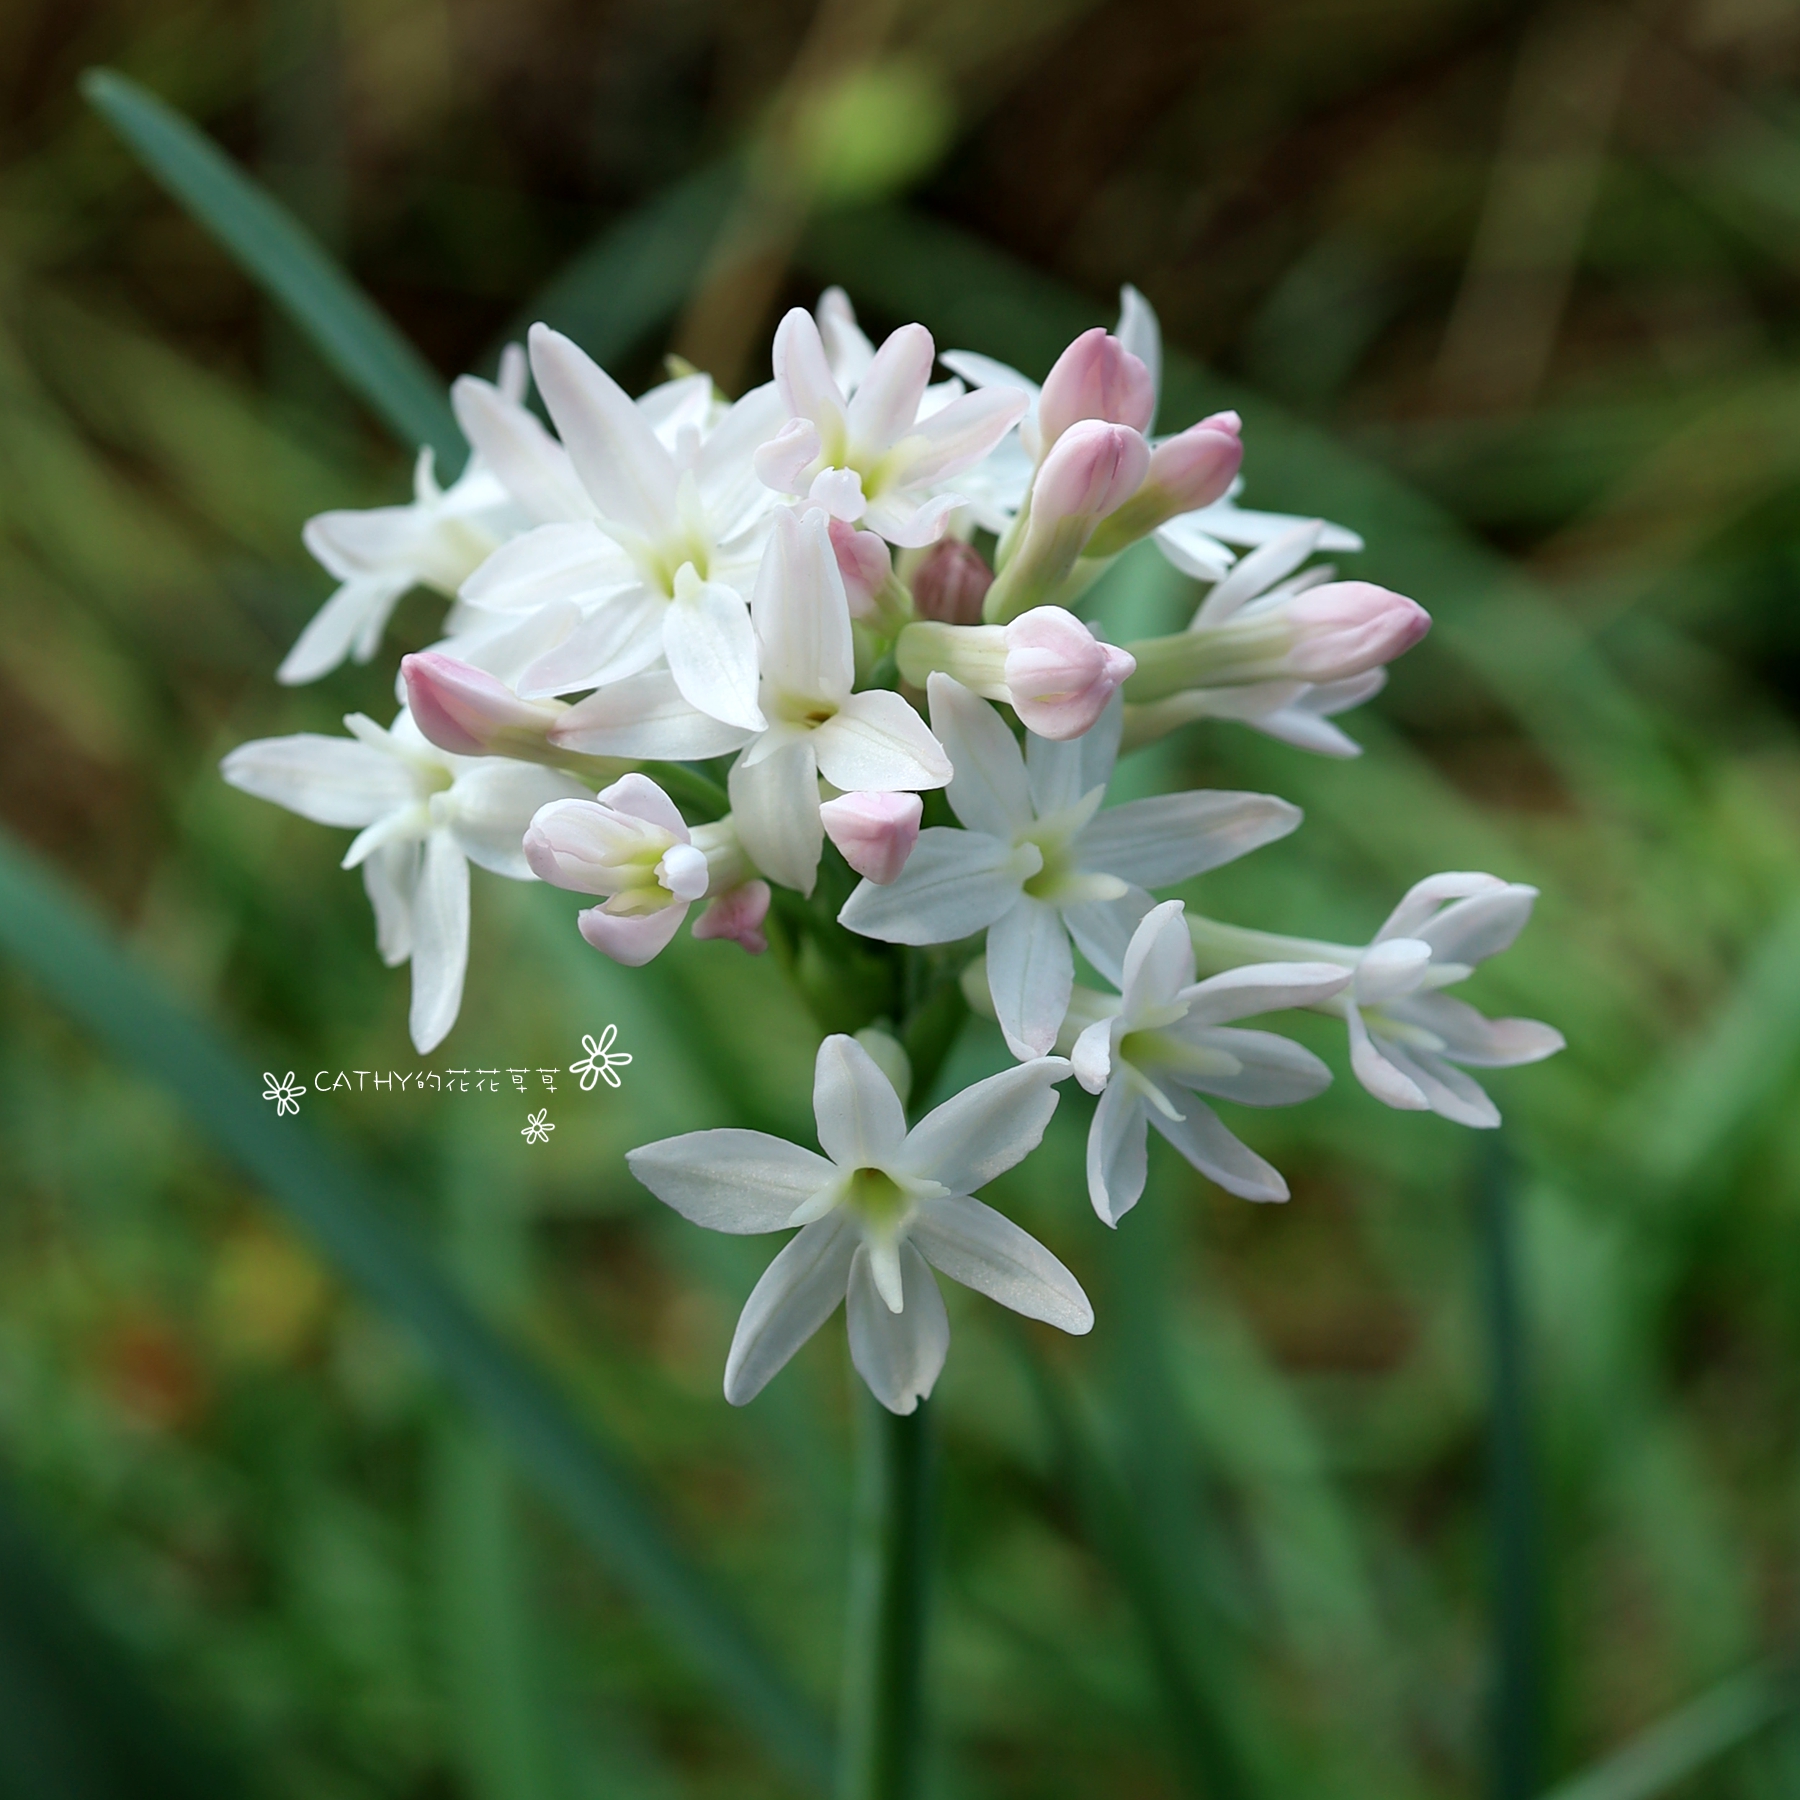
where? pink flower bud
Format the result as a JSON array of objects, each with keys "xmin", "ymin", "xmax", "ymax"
[
  {"xmin": 523, "ymin": 777, "xmax": 690, "ymax": 895},
  {"xmin": 403, "ymin": 652, "xmax": 562, "ymax": 757},
  {"xmin": 1143, "ymin": 415, "xmax": 1243, "ymax": 514},
  {"xmin": 820, "ymin": 791, "xmax": 923, "ymax": 884},
  {"xmin": 578, "ymin": 904, "xmax": 688, "ymax": 967},
  {"xmin": 1284, "ymin": 583, "xmax": 1431, "ymax": 682},
  {"xmin": 910, "ymin": 539, "xmax": 993, "ymax": 625},
  {"xmin": 1032, "ymin": 420, "xmax": 1150, "ymax": 528},
  {"xmin": 1038, "ymin": 328, "xmax": 1155, "ymax": 447},
  {"xmin": 1002, "ymin": 608, "xmax": 1137, "ymax": 740},
  {"xmin": 692, "ymin": 880, "xmax": 772, "ymax": 955},
  {"xmin": 828, "ymin": 519, "xmax": 893, "ymax": 620}
]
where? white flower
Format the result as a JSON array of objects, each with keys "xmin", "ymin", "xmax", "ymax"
[
  {"xmin": 1067, "ymin": 901, "xmax": 1349, "ymax": 1222},
  {"xmin": 1189, "ymin": 872, "xmax": 1565, "ymax": 1128},
  {"xmin": 753, "ymin": 307, "xmax": 1028, "ymax": 548},
  {"xmin": 450, "ymin": 327, "xmax": 786, "ymax": 724},
  {"xmin": 839, "ymin": 675, "xmax": 1302, "ymax": 1060},
  {"xmin": 221, "ymin": 710, "xmax": 586, "ymax": 1052},
  {"xmin": 1121, "ymin": 520, "xmax": 1427, "ymax": 756},
  {"xmin": 553, "ymin": 507, "xmax": 952, "ymax": 894},
  {"xmin": 940, "ymin": 289, "xmax": 1364, "ymax": 577},
  {"xmin": 628, "ymin": 1035, "xmax": 1089, "ymax": 1414},
  {"xmin": 280, "ymin": 348, "xmax": 533, "ymax": 686}
]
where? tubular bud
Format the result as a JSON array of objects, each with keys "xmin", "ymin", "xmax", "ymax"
[
  {"xmin": 820, "ymin": 790, "xmax": 923, "ymax": 883},
  {"xmin": 1083, "ymin": 414, "xmax": 1244, "ymax": 558},
  {"xmin": 1037, "ymin": 328, "xmax": 1156, "ymax": 448}
]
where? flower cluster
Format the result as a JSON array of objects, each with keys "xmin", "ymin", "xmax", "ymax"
[{"xmin": 224, "ymin": 287, "xmax": 1561, "ymax": 1413}]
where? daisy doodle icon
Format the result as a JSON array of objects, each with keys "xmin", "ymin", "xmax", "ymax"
[
  {"xmin": 571, "ymin": 1024, "xmax": 632, "ymax": 1090},
  {"xmin": 522, "ymin": 1109, "xmax": 555, "ymax": 1145},
  {"xmin": 263, "ymin": 1071, "xmax": 304, "ymax": 1117}
]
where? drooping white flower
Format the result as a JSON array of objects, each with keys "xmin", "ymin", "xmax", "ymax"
[
  {"xmin": 628, "ymin": 1034, "xmax": 1089, "ymax": 1414},
  {"xmin": 448, "ymin": 326, "xmax": 786, "ymax": 723},
  {"xmin": 553, "ymin": 507, "xmax": 951, "ymax": 894},
  {"xmin": 524, "ymin": 774, "xmax": 753, "ymax": 966},
  {"xmin": 839, "ymin": 675, "xmax": 1301, "ymax": 1060},
  {"xmin": 1188, "ymin": 872, "xmax": 1565, "ymax": 1127},
  {"xmin": 754, "ymin": 307, "xmax": 1028, "ymax": 548},
  {"xmin": 279, "ymin": 347, "xmax": 534, "ymax": 686},
  {"xmin": 1121, "ymin": 520, "xmax": 1429, "ymax": 755},
  {"xmin": 1065, "ymin": 900, "xmax": 1349, "ymax": 1221},
  {"xmin": 221, "ymin": 710, "xmax": 586, "ymax": 1051}
]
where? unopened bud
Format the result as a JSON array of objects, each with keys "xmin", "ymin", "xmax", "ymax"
[
  {"xmin": 896, "ymin": 607, "xmax": 1135, "ymax": 741},
  {"xmin": 1126, "ymin": 581, "xmax": 1431, "ymax": 702},
  {"xmin": 524, "ymin": 775, "xmax": 691, "ymax": 900},
  {"xmin": 403, "ymin": 652, "xmax": 566, "ymax": 758},
  {"xmin": 820, "ymin": 791, "xmax": 922, "ymax": 883},
  {"xmin": 984, "ymin": 421, "xmax": 1149, "ymax": 623},
  {"xmin": 910, "ymin": 539, "xmax": 993, "ymax": 625},
  {"xmin": 829, "ymin": 519, "xmax": 893, "ymax": 620},
  {"xmin": 1038, "ymin": 328, "xmax": 1155, "ymax": 448},
  {"xmin": 692, "ymin": 879, "xmax": 772, "ymax": 955},
  {"xmin": 1084, "ymin": 414, "xmax": 1243, "ymax": 558}
]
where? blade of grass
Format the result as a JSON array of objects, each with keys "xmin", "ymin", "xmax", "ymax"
[
  {"xmin": 0, "ymin": 825, "xmax": 832, "ymax": 1792},
  {"xmin": 80, "ymin": 69, "xmax": 461, "ymax": 469},
  {"xmin": 1538, "ymin": 1664, "xmax": 1789, "ymax": 1800}
]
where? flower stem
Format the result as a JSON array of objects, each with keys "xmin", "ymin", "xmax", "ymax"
[{"xmin": 836, "ymin": 1390, "xmax": 934, "ymax": 1800}]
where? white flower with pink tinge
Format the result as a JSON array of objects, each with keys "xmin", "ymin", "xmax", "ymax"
[
  {"xmin": 628, "ymin": 1034, "xmax": 1088, "ymax": 1414},
  {"xmin": 840, "ymin": 676, "xmax": 1301, "ymax": 1062},
  {"xmin": 754, "ymin": 307, "xmax": 1028, "ymax": 548}
]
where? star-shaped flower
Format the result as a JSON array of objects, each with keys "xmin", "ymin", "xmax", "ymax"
[{"xmin": 628, "ymin": 1036, "xmax": 1088, "ymax": 1414}]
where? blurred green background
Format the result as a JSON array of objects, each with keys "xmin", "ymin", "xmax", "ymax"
[{"xmin": 4, "ymin": 0, "xmax": 1800, "ymax": 1795}]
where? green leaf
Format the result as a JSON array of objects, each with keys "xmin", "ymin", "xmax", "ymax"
[
  {"xmin": 0, "ymin": 824, "xmax": 832, "ymax": 1793},
  {"xmin": 1538, "ymin": 1664, "xmax": 1788, "ymax": 1800},
  {"xmin": 80, "ymin": 69, "xmax": 462, "ymax": 469}
]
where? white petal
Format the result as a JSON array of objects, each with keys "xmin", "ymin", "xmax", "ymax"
[
  {"xmin": 451, "ymin": 375, "xmax": 592, "ymax": 524},
  {"xmin": 814, "ymin": 690, "xmax": 951, "ymax": 792},
  {"xmin": 1071, "ymin": 1016, "xmax": 1115, "ymax": 1094},
  {"xmin": 1390, "ymin": 995, "xmax": 1564, "ymax": 1068},
  {"xmin": 551, "ymin": 671, "xmax": 755, "ymax": 760},
  {"xmin": 817, "ymin": 287, "xmax": 876, "ymax": 393},
  {"xmin": 1185, "ymin": 498, "xmax": 1363, "ymax": 553},
  {"xmin": 884, "ymin": 386, "xmax": 1030, "ymax": 488},
  {"xmin": 1415, "ymin": 885, "xmax": 1538, "ymax": 967},
  {"xmin": 896, "ymin": 1056, "xmax": 1073, "ymax": 1195},
  {"xmin": 362, "ymin": 839, "xmax": 419, "ymax": 966},
  {"xmin": 770, "ymin": 307, "xmax": 847, "ymax": 442},
  {"xmin": 812, "ymin": 1035, "xmax": 908, "ymax": 1169},
  {"xmin": 723, "ymin": 1214, "xmax": 857, "ymax": 1404},
  {"xmin": 430, "ymin": 598, "xmax": 582, "ymax": 690},
  {"xmin": 911, "ymin": 1195, "xmax": 1091, "ymax": 1332},
  {"xmin": 1347, "ymin": 1004, "xmax": 1430, "ymax": 1111},
  {"xmin": 1118, "ymin": 900, "xmax": 1196, "ymax": 1019},
  {"xmin": 1148, "ymin": 1096, "xmax": 1289, "ymax": 1201},
  {"xmin": 1354, "ymin": 937, "xmax": 1432, "ymax": 1004},
  {"xmin": 753, "ymin": 507, "xmax": 854, "ymax": 705},
  {"xmin": 302, "ymin": 504, "xmax": 431, "ymax": 581},
  {"xmin": 1114, "ymin": 284, "xmax": 1162, "ymax": 428},
  {"xmin": 1180, "ymin": 960, "xmax": 1352, "ymax": 1026},
  {"xmin": 460, "ymin": 522, "xmax": 632, "ymax": 613},
  {"xmin": 664, "ymin": 573, "xmax": 765, "ymax": 730},
  {"xmin": 926, "ymin": 674, "xmax": 1033, "ymax": 838},
  {"xmin": 278, "ymin": 576, "xmax": 412, "ymax": 684},
  {"xmin": 518, "ymin": 589, "xmax": 667, "ymax": 697},
  {"xmin": 986, "ymin": 897, "xmax": 1074, "ymax": 1061},
  {"xmin": 626, "ymin": 1130, "xmax": 837, "ymax": 1232},
  {"xmin": 1246, "ymin": 702, "xmax": 1366, "ymax": 758},
  {"xmin": 445, "ymin": 761, "xmax": 590, "ymax": 879},
  {"xmin": 409, "ymin": 833, "xmax": 470, "ymax": 1054},
  {"xmin": 1161, "ymin": 1025, "xmax": 1332, "ymax": 1106},
  {"xmin": 1375, "ymin": 1035, "xmax": 1500, "ymax": 1128},
  {"xmin": 221, "ymin": 734, "xmax": 417, "ymax": 828},
  {"xmin": 1374, "ymin": 872, "xmax": 1507, "ymax": 943},
  {"xmin": 847, "ymin": 1242, "xmax": 948, "ymax": 1414},
  {"xmin": 859, "ymin": 491, "xmax": 962, "ymax": 549},
  {"xmin": 1087, "ymin": 1079, "xmax": 1149, "ymax": 1225},
  {"xmin": 1025, "ymin": 694, "xmax": 1122, "ymax": 817},
  {"xmin": 1152, "ymin": 515, "xmax": 1236, "ymax": 581},
  {"xmin": 846, "ymin": 323, "xmax": 935, "ymax": 458},
  {"xmin": 728, "ymin": 738, "xmax": 824, "ymax": 895},
  {"xmin": 937, "ymin": 349, "xmax": 1040, "ymax": 402},
  {"xmin": 1063, "ymin": 888, "xmax": 1156, "ymax": 989},
  {"xmin": 529, "ymin": 325, "xmax": 679, "ymax": 535},
  {"xmin": 839, "ymin": 832, "xmax": 1035, "ymax": 945},
  {"xmin": 1190, "ymin": 521, "xmax": 1325, "ymax": 627},
  {"xmin": 1077, "ymin": 790, "xmax": 1301, "ymax": 889},
  {"xmin": 697, "ymin": 382, "xmax": 788, "ymax": 536}
]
